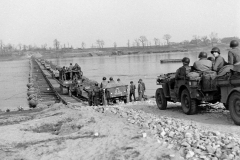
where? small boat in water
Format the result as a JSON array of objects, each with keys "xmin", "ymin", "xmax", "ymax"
[{"xmin": 160, "ymin": 59, "xmax": 182, "ymax": 63}]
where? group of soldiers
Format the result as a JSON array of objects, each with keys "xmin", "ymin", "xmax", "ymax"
[
  {"xmin": 175, "ymin": 40, "xmax": 240, "ymax": 79},
  {"xmin": 60, "ymin": 63, "xmax": 83, "ymax": 81},
  {"xmin": 90, "ymin": 77, "xmax": 146, "ymax": 106}
]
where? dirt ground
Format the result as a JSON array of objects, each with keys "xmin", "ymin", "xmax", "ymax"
[
  {"xmin": 0, "ymin": 101, "xmax": 240, "ymax": 160},
  {"xmin": 0, "ymin": 103, "xmax": 182, "ymax": 160}
]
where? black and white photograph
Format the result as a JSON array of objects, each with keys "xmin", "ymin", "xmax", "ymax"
[{"xmin": 0, "ymin": 0, "xmax": 240, "ymax": 159}]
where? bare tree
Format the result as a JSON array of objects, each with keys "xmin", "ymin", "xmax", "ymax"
[
  {"xmin": 53, "ymin": 39, "xmax": 60, "ymax": 50},
  {"xmin": 139, "ymin": 36, "xmax": 147, "ymax": 48},
  {"xmin": 114, "ymin": 42, "xmax": 117, "ymax": 49},
  {"xmin": 17, "ymin": 43, "xmax": 22, "ymax": 51},
  {"xmin": 209, "ymin": 32, "xmax": 218, "ymax": 47},
  {"xmin": 163, "ymin": 34, "xmax": 171, "ymax": 45},
  {"xmin": 134, "ymin": 39, "xmax": 140, "ymax": 47},
  {"xmin": 96, "ymin": 39, "xmax": 104, "ymax": 48},
  {"xmin": 127, "ymin": 40, "xmax": 130, "ymax": 48},
  {"xmin": 154, "ymin": 38, "xmax": 159, "ymax": 46},
  {"xmin": 82, "ymin": 42, "xmax": 86, "ymax": 49},
  {"xmin": 201, "ymin": 36, "xmax": 209, "ymax": 46},
  {"xmin": 100, "ymin": 40, "xmax": 104, "ymax": 48},
  {"xmin": 0, "ymin": 40, "xmax": 3, "ymax": 54},
  {"xmin": 28, "ymin": 45, "xmax": 32, "ymax": 51},
  {"xmin": 192, "ymin": 35, "xmax": 201, "ymax": 46}
]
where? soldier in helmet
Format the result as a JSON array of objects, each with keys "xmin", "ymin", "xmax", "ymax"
[
  {"xmin": 92, "ymin": 83, "xmax": 100, "ymax": 106},
  {"xmin": 211, "ymin": 47, "xmax": 226, "ymax": 72},
  {"xmin": 193, "ymin": 52, "xmax": 212, "ymax": 71},
  {"xmin": 228, "ymin": 40, "xmax": 240, "ymax": 65},
  {"xmin": 100, "ymin": 77, "xmax": 108, "ymax": 88},
  {"xmin": 175, "ymin": 57, "xmax": 192, "ymax": 80},
  {"xmin": 109, "ymin": 77, "xmax": 115, "ymax": 83}
]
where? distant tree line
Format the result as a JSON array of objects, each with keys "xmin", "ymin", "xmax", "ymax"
[{"xmin": 1, "ymin": 32, "xmax": 239, "ymax": 54}]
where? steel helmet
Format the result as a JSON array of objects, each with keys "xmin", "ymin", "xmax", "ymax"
[
  {"xmin": 95, "ymin": 83, "xmax": 98, "ymax": 86},
  {"xmin": 211, "ymin": 47, "xmax": 220, "ymax": 54},
  {"xmin": 230, "ymin": 40, "xmax": 239, "ymax": 48},
  {"xmin": 198, "ymin": 52, "xmax": 208, "ymax": 58},
  {"xmin": 109, "ymin": 77, "xmax": 113, "ymax": 80},
  {"xmin": 182, "ymin": 57, "xmax": 190, "ymax": 64},
  {"xmin": 103, "ymin": 77, "xmax": 106, "ymax": 80}
]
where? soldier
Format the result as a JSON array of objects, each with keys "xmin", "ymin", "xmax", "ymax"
[
  {"xmin": 193, "ymin": 52, "xmax": 212, "ymax": 71},
  {"xmin": 92, "ymin": 83, "xmax": 100, "ymax": 106},
  {"xmin": 72, "ymin": 63, "xmax": 83, "ymax": 79},
  {"xmin": 100, "ymin": 77, "xmax": 108, "ymax": 88},
  {"xmin": 129, "ymin": 81, "xmax": 136, "ymax": 102},
  {"xmin": 62, "ymin": 66, "xmax": 66, "ymax": 80},
  {"xmin": 69, "ymin": 63, "xmax": 73, "ymax": 80},
  {"xmin": 138, "ymin": 79, "xmax": 145, "ymax": 101},
  {"xmin": 211, "ymin": 47, "xmax": 226, "ymax": 72},
  {"xmin": 228, "ymin": 40, "xmax": 240, "ymax": 65},
  {"xmin": 109, "ymin": 77, "xmax": 115, "ymax": 83},
  {"xmin": 175, "ymin": 57, "xmax": 192, "ymax": 80}
]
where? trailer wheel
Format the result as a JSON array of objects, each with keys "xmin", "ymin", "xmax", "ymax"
[
  {"xmin": 68, "ymin": 88, "xmax": 72, "ymax": 97},
  {"xmin": 123, "ymin": 96, "xmax": 128, "ymax": 104},
  {"xmin": 181, "ymin": 89, "xmax": 198, "ymax": 115},
  {"xmin": 228, "ymin": 92, "xmax": 240, "ymax": 125},
  {"xmin": 155, "ymin": 88, "xmax": 167, "ymax": 110}
]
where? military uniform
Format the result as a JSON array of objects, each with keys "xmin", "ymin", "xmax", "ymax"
[
  {"xmin": 228, "ymin": 48, "xmax": 240, "ymax": 65},
  {"xmin": 193, "ymin": 58, "xmax": 212, "ymax": 71},
  {"xmin": 129, "ymin": 83, "xmax": 136, "ymax": 102},
  {"xmin": 213, "ymin": 56, "xmax": 225, "ymax": 72},
  {"xmin": 93, "ymin": 86, "xmax": 100, "ymax": 106},
  {"xmin": 100, "ymin": 80, "xmax": 108, "ymax": 88},
  {"xmin": 175, "ymin": 66, "xmax": 192, "ymax": 80}
]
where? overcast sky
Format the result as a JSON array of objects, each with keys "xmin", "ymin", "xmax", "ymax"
[{"xmin": 1, "ymin": 0, "xmax": 240, "ymax": 48}]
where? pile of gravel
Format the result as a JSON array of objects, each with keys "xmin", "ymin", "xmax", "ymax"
[{"xmin": 91, "ymin": 105, "xmax": 240, "ymax": 159}]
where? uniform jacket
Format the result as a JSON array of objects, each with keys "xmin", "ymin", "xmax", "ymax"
[
  {"xmin": 138, "ymin": 83, "xmax": 144, "ymax": 93},
  {"xmin": 100, "ymin": 80, "xmax": 108, "ymax": 88},
  {"xmin": 193, "ymin": 58, "xmax": 212, "ymax": 71},
  {"xmin": 175, "ymin": 66, "xmax": 192, "ymax": 80},
  {"xmin": 228, "ymin": 48, "xmax": 240, "ymax": 65},
  {"xmin": 130, "ymin": 84, "xmax": 136, "ymax": 93},
  {"xmin": 213, "ymin": 56, "xmax": 225, "ymax": 72}
]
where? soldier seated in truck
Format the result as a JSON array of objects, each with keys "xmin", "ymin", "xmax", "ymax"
[
  {"xmin": 193, "ymin": 52, "xmax": 212, "ymax": 72},
  {"xmin": 175, "ymin": 57, "xmax": 192, "ymax": 80}
]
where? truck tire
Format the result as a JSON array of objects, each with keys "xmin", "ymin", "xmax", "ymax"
[
  {"xmin": 228, "ymin": 92, "xmax": 240, "ymax": 125},
  {"xmin": 68, "ymin": 88, "xmax": 72, "ymax": 97},
  {"xmin": 181, "ymin": 89, "xmax": 198, "ymax": 115},
  {"xmin": 123, "ymin": 96, "xmax": 128, "ymax": 103},
  {"xmin": 155, "ymin": 88, "xmax": 167, "ymax": 110}
]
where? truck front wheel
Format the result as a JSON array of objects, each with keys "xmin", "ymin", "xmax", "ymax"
[
  {"xmin": 181, "ymin": 89, "xmax": 198, "ymax": 115},
  {"xmin": 155, "ymin": 88, "xmax": 167, "ymax": 110},
  {"xmin": 228, "ymin": 92, "xmax": 240, "ymax": 125}
]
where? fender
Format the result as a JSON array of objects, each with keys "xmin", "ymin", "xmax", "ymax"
[{"xmin": 226, "ymin": 87, "xmax": 240, "ymax": 108}]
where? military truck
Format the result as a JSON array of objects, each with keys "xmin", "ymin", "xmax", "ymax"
[
  {"xmin": 69, "ymin": 79, "xmax": 128, "ymax": 106},
  {"xmin": 155, "ymin": 68, "xmax": 240, "ymax": 125}
]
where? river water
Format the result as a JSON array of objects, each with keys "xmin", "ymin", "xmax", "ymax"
[{"xmin": 0, "ymin": 60, "xmax": 29, "ymax": 111}]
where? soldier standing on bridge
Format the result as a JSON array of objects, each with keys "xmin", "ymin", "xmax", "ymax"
[
  {"xmin": 93, "ymin": 83, "xmax": 100, "ymax": 106},
  {"xmin": 69, "ymin": 63, "xmax": 73, "ymax": 80},
  {"xmin": 100, "ymin": 77, "xmax": 108, "ymax": 88}
]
